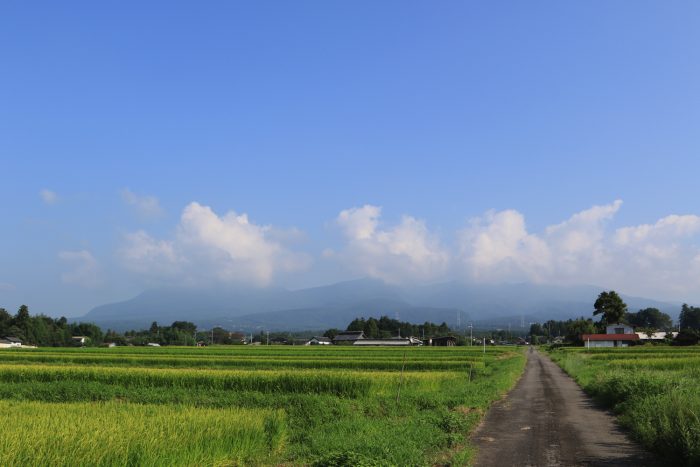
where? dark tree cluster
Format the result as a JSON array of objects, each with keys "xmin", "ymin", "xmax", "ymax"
[
  {"xmin": 341, "ymin": 316, "xmax": 451, "ymax": 339},
  {"xmin": 122, "ymin": 321, "xmax": 200, "ymax": 346},
  {"xmin": 626, "ymin": 308, "xmax": 673, "ymax": 330}
]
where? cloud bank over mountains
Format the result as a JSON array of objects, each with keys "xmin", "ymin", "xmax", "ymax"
[{"xmin": 111, "ymin": 199, "xmax": 700, "ymax": 301}]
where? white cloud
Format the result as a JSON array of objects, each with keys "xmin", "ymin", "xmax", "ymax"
[
  {"xmin": 458, "ymin": 200, "xmax": 700, "ymax": 300},
  {"xmin": 118, "ymin": 202, "xmax": 310, "ymax": 286},
  {"xmin": 0, "ymin": 282, "xmax": 16, "ymax": 291},
  {"xmin": 333, "ymin": 205, "xmax": 449, "ymax": 283},
  {"xmin": 615, "ymin": 214, "xmax": 700, "ymax": 247},
  {"xmin": 121, "ymin": 188, "xmax": 164, "ymax": 220},
  {"xmin": 39, "ymin": 189, "xmax": 58, "ymax": 205},
  {"xmin": 119, "ymin": 231, "xmax": 180, "ymax": 277},
  {"xmin": 459, "ymin": 209, "xmax": 551, "ymax": 282},
  {"xmin": 58, "ymin": 250, "xmax": 102, "ymax": 287}
]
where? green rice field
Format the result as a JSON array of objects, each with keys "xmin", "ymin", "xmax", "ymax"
[
  {"xmin": 548, "ymin": 346, "xmax": 700, "ymax": 466},
  {"xmin": 0, "ymin": 345, "xmax": 525, "ymax": 466}
]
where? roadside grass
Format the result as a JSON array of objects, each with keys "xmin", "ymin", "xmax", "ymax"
[{"xmin": 547, "ymin": 346, "xmax": 700, "ymax": 466}]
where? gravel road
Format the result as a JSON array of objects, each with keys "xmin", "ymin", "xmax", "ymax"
[{"xmin": 471, "ymin": 348, "xmax": 658, "ymax": 467}]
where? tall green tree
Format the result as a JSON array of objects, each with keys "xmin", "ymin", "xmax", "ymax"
[
  {"xmin": 626, "ymin": 308, "xmax": 672, "ymax": 330},
  {"xmin": 593, "ymin": 291, "xmax": 627, "ymax": 325},
  {"xmin": 679, "ymin": 304, "xmax": 700, "ymax": 330}
]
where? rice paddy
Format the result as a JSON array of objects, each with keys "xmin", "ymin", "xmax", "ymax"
[
  {"xmin": 0, "ymin": 345, "xmax": 525, "ymax": 466},
  {"xmin": 548, "ymin": 345, "xmax": 700, "ymax": 466}
]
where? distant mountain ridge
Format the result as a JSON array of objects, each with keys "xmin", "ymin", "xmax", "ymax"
[{"xmin": 79, "ymin": 278, "xmax": 680, "ymax": 332}]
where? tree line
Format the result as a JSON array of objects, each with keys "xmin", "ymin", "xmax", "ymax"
[
  {"xmin": 323, "ymin": 316, "xmax": 453, "ymax": 340},
  {"xmin": 0, "ymin": 305, "xmax": 105, "ymax": 347},
  {"xmin": 0, "ymin": 305, "xmax": 242, "ymax": 347}
]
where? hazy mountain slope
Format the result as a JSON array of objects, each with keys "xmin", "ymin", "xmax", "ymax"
[{"xmin": 78, "ymin": 279, "xmax": 680, "ymax": 332}]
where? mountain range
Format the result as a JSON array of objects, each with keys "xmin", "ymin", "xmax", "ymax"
[{"xmin": 78, "ymin": 279, "xmax": 680, "ymax": 332}]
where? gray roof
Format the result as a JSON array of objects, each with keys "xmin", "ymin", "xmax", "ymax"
[
  {"xmin": 3, "ymin": 337, "xmax": 22, "ymax": 343},
  {"xmin": 334, "ymin": 331, "xmax": 365, "ymax": 341},
  {"xmin": 353, "ymin": 338, "xmax": 411, "ymax": 346}
]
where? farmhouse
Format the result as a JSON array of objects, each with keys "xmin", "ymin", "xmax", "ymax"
[
  {"xmin": 582, "ymin": 323, "xmax": 639, "ymax": 348},
  {"xmin": 333, "ymin": 331, "xmax": 365, "ymax": 345},
  {"xmin": 306, "ymin": 336, "xmax": 332, "ymax": 345},
  {"xmin": 0, "ymin": 337, "xmax": 22, "ymax": 348},
  {"xmin": 353, "ymin": 337, "xmax": 423, "ymax": 346}
]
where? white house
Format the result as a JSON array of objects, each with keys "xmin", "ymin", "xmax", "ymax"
[
  {"xmin": 0, "ymin": 337, "xmax": 22, "ymax": 348},
  {"xmin": 583, "ymin": 323, "xmax": 639, "ymax": 348},
  {"xmin": 306, "ymin": 336, "xmax": 332, "ymax": 345}
]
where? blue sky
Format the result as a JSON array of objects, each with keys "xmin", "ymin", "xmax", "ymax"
[{"xmin": 2, "ymin": 1, "xmax": 700, "ymax": 317}]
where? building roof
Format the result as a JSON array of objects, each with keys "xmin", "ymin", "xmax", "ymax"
[
  {"xmin": 310, "ymin": 336, "xmax": 332, "ymax": 342},
  {"xmin": 582, "ymin": 333, "xmax": 639, "ymax": 341},
  {"xmin": 353, "ymin": 338, "xmax": 411, "ymax": 346},
  {"xmin": 4, "ymin": 337, "xmax": 22, "ymax": 343},
  {"xmin": 333, "ymin": 331, "xmax": 365, "ymax": 341},
  {"xmin": 638, "ymin": 331, "xmax": 678, "ymax": 340}
]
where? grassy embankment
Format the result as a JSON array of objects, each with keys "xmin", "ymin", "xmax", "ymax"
[
  {"xmin": 0, "ymin": 345, "xmax": 525, "ymax": 466},
  {"xmin": 547, "ymin": 346, "xmax": 700, "ymax": 466}
]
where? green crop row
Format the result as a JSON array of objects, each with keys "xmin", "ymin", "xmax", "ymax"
[
  {"xmin": 9, "ymin": 345, "xmax": 505, "ymax": 358},
  {"xmin": 0, "ymin": 352, "xmax": 485, "ymax": 371},
  {"xmin": 0, "ymin": 364, "xmax": 372, "ymax": 397},
  {"xmin": 0, "ymin": 400, "xmax": 286, "ymax": 466},
  {"xmin": 548, "ymin": 347, "xmax": 700, "ymax": 466}
]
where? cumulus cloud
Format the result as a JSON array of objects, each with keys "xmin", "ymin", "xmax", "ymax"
[
  {"xmin": 332, "ymin": 205, "xmax": 449, "ymax": 283},
  {"xmin": 39, "ymin": 189, "xmax": 58, "ymax": 205},
  {"xmin": 458, "ymin": 200, "xmax": 700, "ymax": 300},
  {"xmin": 121, "ymin": 188, "xmax": 165, "ymax": 220},
  {"xmin": 58, "ymin": 250, "xmax": 102, "ymax": 287},
  {"xmin": 118, "ymin": 202, "xmax": 310, "ymax": 285}
]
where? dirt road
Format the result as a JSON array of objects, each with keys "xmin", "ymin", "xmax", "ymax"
[{"xmin": 471, "ymin": 348, "xmax": 657, "ymax": 467}]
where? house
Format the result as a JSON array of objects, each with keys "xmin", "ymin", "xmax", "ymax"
[
  {"xmin": 582, "ymin": 323, "xmax": 639, "ymax": 348},
  {"xmin": 333, "ymin": 331, "xmax": 366, "ymax": 345},
  {"xmin": 425, "ymin": 336, "xmax": 457, "ymax": 346},
  {"xmin": 306, "ymin": 336, "xmax": 332, "ymax": 345},
  {"xmin": 352, "ymin": 336, "xmax": 424, "ymax": 346},
  {"xmin": 0, "ymin": 337, "xmax": 22, "ymax": 348},
  {"xmin": 353, "ymin": 337, "xmax": 411, "ymax": 346},
  {"xmin": 146, "ymin": 342, "xmax": 161, "ymax": 347}
]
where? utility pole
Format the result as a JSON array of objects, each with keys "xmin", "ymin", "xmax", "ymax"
[
  {"xmin": 266, "ymin": 330, "xmax": 270, "ymax": 346},
  {"xmin": 468, "ymin": 323, "xmax": 473, "ymax": 346}
]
